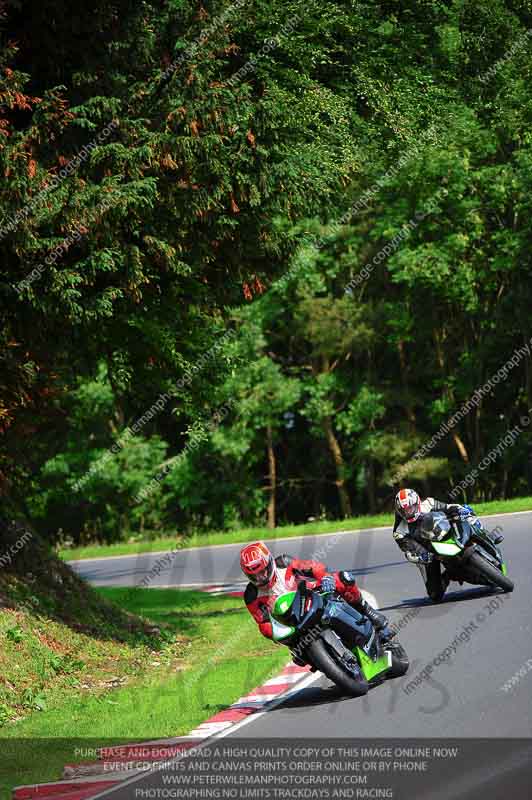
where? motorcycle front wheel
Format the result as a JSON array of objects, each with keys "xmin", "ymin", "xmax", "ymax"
[
  {"xmin": 307, "ymin": 637, "xmax": 369, "ymax": 696},
  {"xmin": 468, "ymin": 551, "xmax": 514, "ymax": 593}
]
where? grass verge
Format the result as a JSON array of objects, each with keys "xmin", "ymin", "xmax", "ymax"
[
  {"xmin": 59, "ymin": 495, "xmax": 532, "ymax": 561},
  {"xmin": 0, "ymin": 587, "xmax": 288, "ymax": 798}
]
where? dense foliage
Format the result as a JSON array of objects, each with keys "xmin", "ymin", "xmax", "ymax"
[{"xmin": 1, "ymin": 0, "xmax": 532, "ymax": 543}]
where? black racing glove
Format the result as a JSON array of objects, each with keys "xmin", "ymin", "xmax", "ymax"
[
  {"xmin": 446, "ymin": 504, "xmax": 463, "ymax": 523},
  {"xmin": 406, "ymin": 549, "xmax": 433, "ymax": 564},
  {"xmin": 401, "ymin": 538, "xmax": 433, "ymax": 564}
]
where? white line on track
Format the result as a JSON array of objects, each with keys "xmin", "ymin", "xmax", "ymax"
[
  {"xmin": 86, "ymin": 670, "xmax": 324, "ymax": 800},
  {"xmin": 262, "ymin": 673, "xmax": 306, "ymax": 687},
  {"xmin": 84, "ymin": 593, "xmax": 381, "ymax": 799}
]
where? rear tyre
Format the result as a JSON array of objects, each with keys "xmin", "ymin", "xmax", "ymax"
[
  {"xmin": 307, "ymin": 638, "xmax": 369, "ymax": 697},
  {"xmin": 468, "ymin": 551, "xmax": 514, "ymax": 593},
  {"xmin": 426, "ymin": 560, "xmax": 447, "ymax": 603},
  {"xmin": 385, "ymin": 641, "xmax": 410, "ymax": 678}
]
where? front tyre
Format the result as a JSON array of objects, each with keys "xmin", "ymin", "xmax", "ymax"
[
  {"xmin": 423, "ymin": 561, "xmax": 448, "ymax": 603},
  {"xmin": 428, "ymin": 587, "xmax": 446, "ymax": 604},
  {"xmin": 468, "ymin": 551, "xmax": 514, "ymax": 593},
  {"xmin": 307, "ymin": 638, "xmax": 369, "ymax": 697}
]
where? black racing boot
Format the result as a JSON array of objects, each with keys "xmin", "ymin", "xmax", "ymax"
[{"xmin": 354, "ymin": 598, "xmax": 392, "ymax": 635}]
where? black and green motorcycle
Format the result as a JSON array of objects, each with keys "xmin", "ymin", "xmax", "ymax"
[
  {"xmin": 269, "ymin": 581, "xmax": 409, "ymax": 696},
  {"xmin": 418, "ymin": 509, "xmax": 514, "ymax": 596}
]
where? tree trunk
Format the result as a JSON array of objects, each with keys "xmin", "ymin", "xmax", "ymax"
[
  {"xmin": 474, "ymin": 399, "xmax": 482, "ymax": 464},
  {"xmin": 398, "ymin": 339, "xmax": 416, "ymax": 430},
  {"xmin": 452, "ymin": 431, "xmax": 470, "ymax": 463},
  {"xmin": 435, "ymin": 326, "xmax": 473, "ymax": 465},
  {"xmin": 523, "ymin": 334, "xmax": 532, "ymax": 413},
  {"xmin": 266, "ymin": 425, "xmax": 276, "ymax": 529},
  {"xmin": 501, "ymin": 465, "xmax": 508, "ymax": 500},
  {"xmin": 322, "ymin": 416, "xmax": 352, "ymax": 518},
  {"xmin": 366, "ymin": 460, "xmax": 376, "ymax": 513}
]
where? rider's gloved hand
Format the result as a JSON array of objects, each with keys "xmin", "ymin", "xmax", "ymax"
[
  {"xmin": 379, "ymin": 624, "xmax": 396, "ymax": 642},
  {"xmin": 406, "ymin": 550, "xmax": 433, "ymax": 564},
  {"xmin": 320, "ymin": 575, "xmax": 336, "ymax": 595},
  {"xmin": 446, "ymin": 504, "xmax": 463, "ymax": 522}
]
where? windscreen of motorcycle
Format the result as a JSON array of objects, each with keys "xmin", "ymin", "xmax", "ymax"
[{"xmin": 420, "ymin": 511, "xmax": 451, "ymax": 542}]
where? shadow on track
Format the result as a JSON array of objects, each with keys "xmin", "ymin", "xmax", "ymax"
[
  {"xmin": 331, "ymin": 560, "xmax": 407, "ymax": 578},
  {"xmin": 380, "ymin": 585, "xmax": 495, "ymax": 612},
  {"xmin": 265, "ymin": 670, "xmax": 394, "ymax": 713},
  {"xmin": 276, "ymin": 683, "xmax": 346, "ymax": 710}
]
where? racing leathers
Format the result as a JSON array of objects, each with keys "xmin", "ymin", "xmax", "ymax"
[
  {"xmin": 243, "ymin": 554, "xmax": 388, "ymax": 641},
  {"xmin": 393, "ymin": 497, "xmax": 502, "ymax": 601}
]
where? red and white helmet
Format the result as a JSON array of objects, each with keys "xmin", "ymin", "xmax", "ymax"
[
  {"xmin": 395, "ymin": 488, "xmax": 421, "ymax": 523},
  {"xmin": 240, "ymin": 541, "xmax": 277, "ymax": 587}
]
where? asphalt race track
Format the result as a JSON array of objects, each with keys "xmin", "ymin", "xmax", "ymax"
[
  {"xmin": 70, "ymin": 511, "xmax": 532, "ymax": 799},
  {"xmin": 70, "ymin": 511, "xmax": 532, "ymax": 738}
]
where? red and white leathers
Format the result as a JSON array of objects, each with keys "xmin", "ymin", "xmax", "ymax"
[{"xmin": 243, "ymin": 554, "xmax": 362, "ymax": 639}]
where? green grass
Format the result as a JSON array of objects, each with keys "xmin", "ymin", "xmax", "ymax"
[
  {"xmin": 59, "ymin": 495, "xmax": 532, "ymax": 561},
  {"xmin": 0, "ymin": 588, "xmax": 288, "ymax": 798}
]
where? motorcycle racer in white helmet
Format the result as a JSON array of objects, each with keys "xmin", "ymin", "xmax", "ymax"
[{"xmin": 393, "ymin": 488, "xmax": 503, "ymax": 602}]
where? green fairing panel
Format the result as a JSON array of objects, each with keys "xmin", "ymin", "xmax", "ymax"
[
  {"xmin": 355, "ymin": 646, "xmax": 391, "ymax": 681},
  {"xmin": 271, "ymin": 618, "xmax": 296, "ymax": 642},
  {"xmin": 432, "ymin": 540, "xmax": 462, "ymax": 556},
  {"xmin": 272, "ymin": 591, "xmax": 296, "ymax": 621}
]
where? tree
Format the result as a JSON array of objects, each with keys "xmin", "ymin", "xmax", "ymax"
[{"xmin": 212, "ymin": 317, "xmax": 302, "ymax": 528}]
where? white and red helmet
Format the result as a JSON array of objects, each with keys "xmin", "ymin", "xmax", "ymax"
[
  {"xmin": 240, "ymin": 541, "xmax": 277, "ymax": 587},
  {"xmin": 395, "ymin": 488, "xmax": 421, "ymax": 523}
]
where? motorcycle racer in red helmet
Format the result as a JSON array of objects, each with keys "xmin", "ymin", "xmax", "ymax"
[{"xmin": 240, "ymin": 541, "xmax": 390, "ymax": 643}]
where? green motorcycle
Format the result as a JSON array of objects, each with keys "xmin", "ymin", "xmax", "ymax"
[
  {"xmin": 419, "ymin": 510, "xmax": 514, "ymax": 595},
  {"xmin": 270, "ymin": 581, "xmax": 409, "ymax": 696}
]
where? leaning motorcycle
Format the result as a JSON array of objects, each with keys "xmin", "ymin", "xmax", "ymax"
[
  {"xmin": 269, "ymin": 581, "xmax": 409, "ymax": 696},
  {"xmin": 418, "ymin": 509, "xmax": 514, "ymax": 597}
]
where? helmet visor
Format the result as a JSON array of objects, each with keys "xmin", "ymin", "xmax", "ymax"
[
  {"xmin": 404, "ymin": 502, "xmax": 421, "ymax": 522},
  {"xmin": 248, "ymin": 559, "xmax": 275, "ymax": 586}
]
